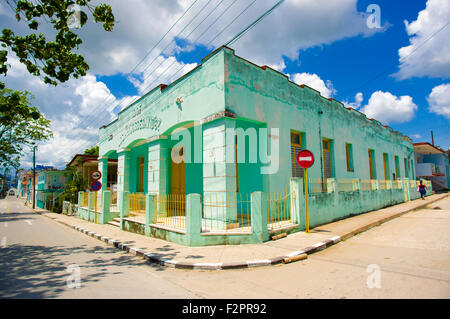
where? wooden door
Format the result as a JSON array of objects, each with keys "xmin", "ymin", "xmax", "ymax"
[
  {"xmin": 323, "ymin": 139, "xmax": 332, "ymax": 178},
  {"xmin": 291, "ymin": 131, "xmax": 303, "ymax": 178},
  {"xmin": 138, "ymin": 156, "xmax": 145, "ymax": 193},
  {"xmin": 368, "ymin": 150, "xmax": 374, "ymax": 179},
  {"xmin": 170, "ymin": 146, "xmax": 185, "ymax": 195}
]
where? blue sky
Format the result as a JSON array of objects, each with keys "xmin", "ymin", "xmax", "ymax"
[
  {"xmin": 97, "ymin": 0, "xmax": 450, "ymax": 150},
  {"xmin": 1, "ymin": 0, "xmax": 449, "ymax": 169}
]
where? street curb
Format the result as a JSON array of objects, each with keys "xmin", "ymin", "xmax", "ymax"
[{"xmin": 34, "ymin": 193, "xmax": 448, "ymax": 271}]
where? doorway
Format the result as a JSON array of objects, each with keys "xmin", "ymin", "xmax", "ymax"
[{"xmin": 170, "ymin": 146, "xmax": 185, "ymax": 195}]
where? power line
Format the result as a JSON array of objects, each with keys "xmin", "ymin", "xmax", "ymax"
[
  {"xmin": 96, "ymin": 0, "xmax": 283, "ymax": 146},
  {"xmin": 58, "ymin": 0, "xmax": 218, "ymax": 154},
  {"xmin": 74, "ymin": 0, "xmax": 257, "ymax": 150},
  {"xmin": 63, "ymin": 0, "xmax": 250, "ymax": 155},
  {"xmin": 129, "ymin": 0, "xmax": 247, "ymax": 105},
  {"xmin": 54, "ymin": 0, "xmax": 206, "ymax": 133},
  {"xmin": 47, "ymin": 0, "xmax": 213, "ymax": 154},
  {"xmin": 344, "ymin": 19, "xmax": 450, "ymax": 96}
]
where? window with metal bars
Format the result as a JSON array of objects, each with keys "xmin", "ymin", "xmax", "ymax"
[
  {"xmin": 290, "ymin": 131, "xmax": 304, "ymax": 178},
  {"xmin": 345, "ymin": 143, "xmax": 354, "ymax": 172}
]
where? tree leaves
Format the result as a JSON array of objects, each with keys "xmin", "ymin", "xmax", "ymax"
[
  {"xmin": 0, "ymin": 84, "xmax": 53, "ymax": 169},
  {"xmin": 0, "ymin": 1, "xmax": 115, "ymax": 169},
  {"xmin": 1, "ymin": 0, "xmax": 115, "ymax": 85}
]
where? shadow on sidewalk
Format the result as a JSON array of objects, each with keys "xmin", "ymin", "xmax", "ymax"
[{"xmin": 0, "ymin": 243, "xmax": 159, "ymax": 298}]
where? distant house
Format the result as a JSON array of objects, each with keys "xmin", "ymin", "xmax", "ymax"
[
  {"xmin": 67, "ymin": 154, "xmax": 118, "ymax": 191},
  {"xmin": 36, "ymin": 170, "xmax": 69, "ymax": 210},
  {"xmin": 414, "ymin": 142, "xmax": 450, "ymax": 191}
]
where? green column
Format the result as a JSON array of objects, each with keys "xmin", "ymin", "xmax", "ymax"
[
  {"xmin": 117, "ymin": 148, "xmax": 131, "ymax": 209},
  {"xmin": 101, "ymin": 191, "xmax": 111, "ymax": 224},
  {"xmin": 186, "ymin": 193, "xmax": 202, "ymax": 246},
  {"xmin": 145, "ymin": 193, "xmax": 157, "ymax": 236},
  {"xmin": 98, "ymin": 156, "xmax": 109, "ymax": 195},
  {"xmin": 251, "ymin": 191, "xmax": 269, "ymax": 242},
  {"xmin": 120, "ymin": 191, "xmax": 129, "ymax": 230},
  {"xmin": 88, "ymin": 192, "xmax": 94, "ymax": 222},
  {"xmin": 202, "ymin": 118, "xmax": 237, "ymax": 227},
  {"xmin": 404, "ymin": 178, "xmax": 410, "ymax": 202},
  {"xmin": 147, "ymin": 138, "xmax": 169, "ymax": 196},
  {"xmin": 77, "ymin": 191, "xmax": 83, "ymax": 218},
  {"xmin": 289, "ymin": 177, "xmax": 303, "ymax": 227}
]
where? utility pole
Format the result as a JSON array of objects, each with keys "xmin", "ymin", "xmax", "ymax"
[{"xmin": 32, "ymin": 145, "xmax": 36, "ymax": 209}]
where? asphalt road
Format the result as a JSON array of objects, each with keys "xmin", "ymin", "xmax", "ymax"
[
  {"xmin": 157, "ymin": 195, "xmax": 450, "ymax": 299},
  {"xmin": 0, "ymin": 197, "xmax": 199, "ymax": 298},
  {"xmin": 1, "ymin": 195, "xmax": 449, "ymax": 299}
]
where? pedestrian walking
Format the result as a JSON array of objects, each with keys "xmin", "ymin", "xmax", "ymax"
[{"xmin": 417, "ymin": 180, "xmax": 427, "ymax": 200}]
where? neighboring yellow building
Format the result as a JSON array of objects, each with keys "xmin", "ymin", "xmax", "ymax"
[{"xmin": 67, "ymin": 154, "xmax": 118, "ymax": 191}]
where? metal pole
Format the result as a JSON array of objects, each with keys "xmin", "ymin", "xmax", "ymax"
[
  {"xmin": 32, "ymin": 146, "xmax": 36, "ymax": 209},
  {"xmin": 94, "ymin": 191, "xmax": 97, "ymax": 224},
  {"xmin": 305, "ymin": 168, "xmax": 309, "ymax": 233},
  {"xmin": 431, "ymin": 130, "xmax": 434, "ymax": 146}
]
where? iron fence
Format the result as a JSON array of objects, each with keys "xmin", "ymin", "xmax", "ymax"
[
  {"xmin": 154, "ymin": 193, "xmax": 186, "ymax": 231},
  {"xmin": 201, "ymin": 193, "xmax": 251, "ymax": 233},
  {"xmin": 267, "ymin": 188, "xmax": 296, "ymax": 231}
]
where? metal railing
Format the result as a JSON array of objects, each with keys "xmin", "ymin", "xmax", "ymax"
[
  {"xmin": 128, "ymin": 193, "xmax": 146, "ymax": 217},
  {"xmin": 392, "ymin": 180, "xmax": 402, "ymax": 189},
  {"xmin": 336, "ymin": 179, "xmax": 356, "ymax": 192},
  {"xmin": 308, "ymin": 178, "xmax": 328, "ymax": 193},
  {"xmin": 360, "ymin": 180, "xmax": 374, "ymax": 191},
  {"xmin": 154, "ymin": 193, "xmax": 186, "ymax": 231},
  {"xmin": 110, "ymin": 191, "xmax": 117, "ymax": 205},
  {"xmin": 379, "ymin": 180, "xmax": 388, "ymax": 190},
  {"xmin": 81, "ymin": 192, "xmax": 89, "ymax": 208},
  {"xmin": 267, "ymin": 188, "xmax": 296, "ymax": 231},
  {"xmin": 201, "ymin": 193, "xmax": 251, "ymax": 233}
]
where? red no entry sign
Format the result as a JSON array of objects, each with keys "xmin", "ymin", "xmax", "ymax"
[
  {"xmin": 296, "ymin": 149, "xmax": 315, "ymax": 168},
  {"xmin": 91, "ymin": 170, "xmax": 101, "ymax": 180},
  {"xmin": 90, "ymin": 180, "xmax": 102, "ymax": 191}
]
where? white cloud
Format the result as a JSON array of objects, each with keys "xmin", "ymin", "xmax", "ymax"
[
  {"xmin": 0, "ymin": 0, "xmax": 389, "ymax": 169},
  {"xmin": 427, "ymin": 83, "xmax": 450, "ymax": 120},
  {"xmin": 75, "ymin": 74, "xmax": 113, "ymax": 115},
  {"xmin": 128, "ymin": 55, "xmax": 197, "ymax": 95},
  {"xmin": 360, "ymin": 91, "xmax": 418, "ymax": 124},
  {"xmin": 64, "ymin": 0, "xmax": 384, "ymax": 76},
  {"xmin": 225, "ymin": 0, "xmax": 385, "ymax": 68},
  {"xmin": 3, "ymin": 54, "xmax": 126, "ymax": 168},
  {"xmin": 290, "ymin": 72, "xmax": 335, "ymax": 98},
  {"xmin": 396, "ymin": 0, "xmax": 450, "ymax": 79},
  {"xmin": 344, "ymin": 92, "xmax": 364, "ymax": 109}
]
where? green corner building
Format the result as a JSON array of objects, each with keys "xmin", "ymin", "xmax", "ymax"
[{"xmin": 78, "ymin": 46, "xmax": 430, "ymax": 246}]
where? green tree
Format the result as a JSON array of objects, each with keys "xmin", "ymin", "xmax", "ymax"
[
  {"xmin": 0, "ymin": 86, "xmax": 52, "ymax": 169},
  {"xmin": 84, "ymin": 145, "xmax": 99, "ymax": 156},
  {"xmin": 61, "ymin": 160, "xmax": 87, "ymax": 205},
  {"xmin": 0, "ymin": 0, "xmax": 114, "ymax": 168}
]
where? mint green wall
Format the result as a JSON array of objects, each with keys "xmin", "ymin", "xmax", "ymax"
[
  {"xmin": 223, "ymin": 48, "xmax": 415, "ymax": 194},
  {"xmin": 235, "ymin": 118, "xmax": 264, "ymax": 214},
  {"xmin": 99, "ymin": 49, "xmax": 226, "ymax": 157},
  {"xmin": 181, "ymin": 126, "xmax": 203, "ymax": 195},
  {"xmin": 128, "ymin": 142, "xmax": 148, "ymax": 194}
]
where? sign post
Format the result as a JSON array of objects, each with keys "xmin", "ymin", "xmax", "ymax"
[
  {"xmin": 296, "ymin": 149, "xmax": 315, "ymax": 233},
  {"xmin": 90, "ymin": 171, "xmax": 102, "ymax": 224}
]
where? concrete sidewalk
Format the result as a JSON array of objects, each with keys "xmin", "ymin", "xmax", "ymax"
[{"xmin": 25, "ymin": 192, "xmax": 449, "ymax": 270}]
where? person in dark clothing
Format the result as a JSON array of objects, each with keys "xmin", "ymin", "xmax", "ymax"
[{"xmin": 418, "ymin": 180, "xmax": 427, "ymax": 200}]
